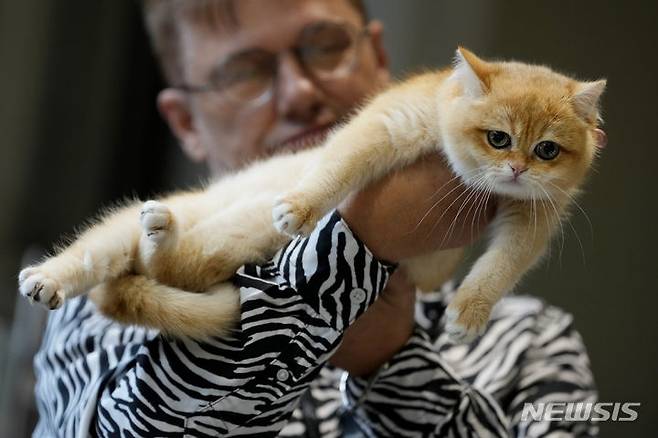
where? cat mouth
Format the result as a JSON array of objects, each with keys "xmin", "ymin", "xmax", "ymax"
[
  {"xmin": 489, "ymin": 174, "xmax": 521, "ymax": 185},
  {"xmin": 494, "ymin": 171, "xmax": 526, "ymax": 186},
  {"xmin": 489, "ymin": 175, "xmax": 534, "ymax": 198}
]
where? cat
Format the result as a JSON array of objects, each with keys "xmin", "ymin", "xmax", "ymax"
[{"xmin": 18, "ymin": 48, "xmax": 605, "ymax": 342}]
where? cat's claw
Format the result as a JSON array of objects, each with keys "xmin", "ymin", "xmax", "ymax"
[
  {"xmin": 444, "ymin": 305, "xmax": 488, "ymax": 344},
  {"xmin": 18, "ymin": 268, "xmax": 65, "ymax": 310},
  {"xmin": 272, "ymin": 199, "xmax": 303, "ymax": 236},
  {"xmin": 140, "ymin": 200, "xmax": 172, "ymax": 243}
]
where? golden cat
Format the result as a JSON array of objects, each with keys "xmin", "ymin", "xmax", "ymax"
[{"xmin": 18, "ymin": 48, "xmax": 605, "ymax": 342}]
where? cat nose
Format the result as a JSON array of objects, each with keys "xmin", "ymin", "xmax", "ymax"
[{"xmin": 508, "ymin": 163, "xmax": 528, "ymax": 179}]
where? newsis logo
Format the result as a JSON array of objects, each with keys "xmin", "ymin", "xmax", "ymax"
[{"xmin": 521, "ymin": 402, "xmax": 640, "ymax": 422}]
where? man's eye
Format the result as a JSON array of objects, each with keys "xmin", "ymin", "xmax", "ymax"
[
  {"xmin": 309, "ymin": 38, "xmax": 351, "ymax": 54},
  {"xmin": 301, "ymin": 44, "xmax": 351, "ymax": 72},
  {"xmin": 298, "ymin": 23, "xmax": 355, "ymax": 72},
  {"xmin": 220, "ymin": 66, "xmax": 264, "ymax": 86},
  {"xmin": 210, "ymin": 50, "xmax": 275, "ymax": 88},
  {"xmin": 210, "ymin": 59, "xmax": 275, "ymax": 102}
]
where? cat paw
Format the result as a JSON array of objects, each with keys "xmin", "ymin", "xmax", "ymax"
[
  {"xmin": 18, "ymin": 267, "xmax": 65, "ymax": 310},
  {"xmin": 272, "ymin": 193, "xmax": 317, "ymax": 236},
  {"xmin": 140, "ymin": 200, "xmax": 172, "ymax": 243},
  {"xmin": 444, "ymin": 297, "xmax": 491, "ymax": 343}
]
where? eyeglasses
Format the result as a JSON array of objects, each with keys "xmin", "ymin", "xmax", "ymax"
[{"xmin": 174, "ymin": 21, "xmax": 370, "ymax": 106}]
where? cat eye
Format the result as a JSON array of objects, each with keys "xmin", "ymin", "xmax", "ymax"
[
  {"xmin": 487, "ymin": 130, "xmax": 512, "ymax": 149},
  {"xmin": 534, "ymin": 141, "xmax": 560, "ymax": 160}
]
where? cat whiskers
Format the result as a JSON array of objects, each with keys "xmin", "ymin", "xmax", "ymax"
[
  {"xmin": 537, "ymin": 184, "xmax": 573, "ymax": 266},
  {"xmin": 535, "ymin": 181, "xmax": 589, "ymax": 266},
  {"xmin": 419, "ymin": 172, "xmax": 485, "ymax": 242},
  {"xmin": 527, "ymin": 188, "xmax": 539, "ymax": 246},
  {"xmin": 436, "ymin": 173, "xmax": 489, "ymax": 248},
  {"xmin": 545, "ymin": 187, "xmax": 588, "ymax": 266},
  {"xmin": 467, "ymin": 178, "xmax": 494, "ymax": 244},
  {"xmin": 460, "ymin": 175, "xmax": 494, "ymax": 245},
  {"xmin": 410, "ymin": 167, "xmax": 484, "ymax": 235},
  {"xmin": 545, "ymin": 180, "xmax": 594, "ymax": 240},
  {"xmin": 424, "ymin": 169, "xmax": 474, "ymax": 202},
  {"xmin": 476, "ymin": 181, "xmax": 496, "ymax": 240}
]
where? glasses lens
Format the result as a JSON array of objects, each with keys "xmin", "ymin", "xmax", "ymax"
[
  {"xmin": 298, "ymin": 22, "xmax": 358, "ymax": 78},
  {"xmin": 211, "ymin": 50, "xmax": 275, "ymax": 103}
]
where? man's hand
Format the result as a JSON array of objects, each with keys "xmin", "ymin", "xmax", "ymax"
[
  {"xmin": 338, "ymin": 153, "xmax": 495, "ymax": 263},
  {"xmin": 329, "ymin": 269, "xmax": 415, "ymax": 376},
  {"xmin": 333, "ymin": 153, "xmax": 495, "ymax": 376}
]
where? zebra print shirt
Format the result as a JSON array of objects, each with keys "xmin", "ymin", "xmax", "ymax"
[{"xmin": 33, "ymin": 211, "xmax": 597, "ymax": 437}]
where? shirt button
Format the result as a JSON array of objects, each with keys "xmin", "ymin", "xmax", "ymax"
[
  {"xmin": 276, "ymin": 369, "xmax": 290, "ymax": 382},
  {"xmin": 350, "ymin": 288, "xmax": 366, "ymax": 303}
]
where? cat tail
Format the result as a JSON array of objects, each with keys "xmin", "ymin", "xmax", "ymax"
[{"xmin": 89, "ymin": 275, "xmax": 240, "ymax": 340}]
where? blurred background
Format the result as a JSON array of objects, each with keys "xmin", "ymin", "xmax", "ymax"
[{"xmin": 1, "ymin": 0, "xmax": 656, "ymax": 436}]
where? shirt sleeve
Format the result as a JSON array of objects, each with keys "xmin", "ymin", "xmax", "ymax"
[
  {"xmin": 342, "ymin": 306, "xmax": 597, "ymax": 437},
  {"xmin": 34, "ymin": 210, "xmax": 395, "ymax": 437}
]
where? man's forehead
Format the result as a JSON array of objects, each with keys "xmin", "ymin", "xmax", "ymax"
[
  {"xmin": 179, "ymin": 0, "xmax": 362, "ymax": 77},
  {"xmin": 183, "ymin": 0, "xmax": 360, "ymax": 30}
]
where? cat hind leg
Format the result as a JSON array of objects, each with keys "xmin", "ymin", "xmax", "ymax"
[
  {"xmin": 138, "ymin": 200, "xmax": 179, "ymax": 275},
  {"xmin": 140, "ymin": 200, "xmax": 174, "ymax": 244},
  {"xmin": 19, "ymin": 203, "xmax": 143, "ymax": 310},
  {"xmin": 19, "ymin": 267, "xmax": 65, "ymax": 309}
]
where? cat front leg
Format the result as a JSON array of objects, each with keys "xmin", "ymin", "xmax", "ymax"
[
  {"xmin": 19, "ymin": 205, "xmax": 142, "ymax": 309},
  {"xmin": 273, "ymin": 90, "xmax": 439, "ymax": 236},
  {"xmin": 272, "ymin": 123, "xmax": 392, "ymax": 235},
  {"xmin": 445, "ymin": 201, "xmax": 556, "ymax": 342}
]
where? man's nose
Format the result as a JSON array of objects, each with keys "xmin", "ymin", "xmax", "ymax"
[{"xmin": 275, "ymin": 52, "xmax": 323, "ymax": 123}]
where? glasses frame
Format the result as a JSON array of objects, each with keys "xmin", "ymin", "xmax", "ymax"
[{"xmin": 173, "ymin": 22, "xmax": 371, "ymax": 108}]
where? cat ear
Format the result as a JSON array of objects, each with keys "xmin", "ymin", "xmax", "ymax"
[
  {"xmin": 572, "ymin": 80, "xmax": 607, "ymax": 123},
  {"xmin": 593, "ymin": 128, "xmax": 607, "ymax": 150},
  {"xmin": 451, "ymin": 47, "xmax": 491, "ymax": 98}
]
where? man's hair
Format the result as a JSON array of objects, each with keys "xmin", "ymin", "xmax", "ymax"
[{"xmin": 141, "ymin": 0, "xmax": 368, "ymax": 85}]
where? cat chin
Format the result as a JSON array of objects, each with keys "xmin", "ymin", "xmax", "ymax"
[{"xmin": 490, "ymin": 181, "xmax": 539, "ymax": 200}]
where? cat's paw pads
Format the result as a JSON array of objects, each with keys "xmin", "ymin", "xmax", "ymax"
[
  {"xmin": 444, "ymin": 299, "xmax": 490, "ymax": 344},
  {"xmin": 272, "ymin": 194, "xmax": 316, "ymax": 236},
  {"xmin": 18, "ymin": 268, "xmax": 65, "ymax": 310},
  {"xmin": 140, "ymin": 200, "xmax": 172, "ymax": 242}
]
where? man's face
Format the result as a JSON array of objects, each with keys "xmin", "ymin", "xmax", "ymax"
[{"xmin": 160, "ymin": 0, "xmax": 389, "ymax": 175}]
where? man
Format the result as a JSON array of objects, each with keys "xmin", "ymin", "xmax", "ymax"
[{"xmin": 33, "ymin": 0, "xmax": 598, "ymax": 436}]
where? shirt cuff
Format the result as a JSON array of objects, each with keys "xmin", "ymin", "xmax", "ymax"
[{"xmin": 272, "ymin": 209, "xmax": 397, "ymax": 332}]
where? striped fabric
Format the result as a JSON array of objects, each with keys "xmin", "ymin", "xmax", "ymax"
[{"xmin": 32, "ymin": 211, "xmax": 597, "ymax": 437}]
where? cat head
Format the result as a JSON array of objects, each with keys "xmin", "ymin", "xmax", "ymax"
[{"xmin": 440, "ymin": 47, "xmax": 606, "ymax": 201}]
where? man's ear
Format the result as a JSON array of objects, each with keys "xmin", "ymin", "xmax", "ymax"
[
  {"xmin": 157, "ymin": 88, "xmax": 207, "ymax": 163},
  {"xmin": 366, "ymin": 20, "xmax": 390, "ymax": 85}
]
